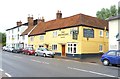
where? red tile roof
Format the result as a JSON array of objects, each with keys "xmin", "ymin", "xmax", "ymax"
[{"xmin": 29, "ymin": 13, "xmax": 108, "ymax": 36}]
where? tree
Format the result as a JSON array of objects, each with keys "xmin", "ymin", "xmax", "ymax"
[
  {"xmin": 96, "ymin": 5, "xmax": 118, "ymax": 20},
  {"xmin": 0, "ymin": 32, "xmax": 6, "ymax": 46}
]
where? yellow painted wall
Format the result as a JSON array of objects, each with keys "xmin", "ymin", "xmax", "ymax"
[{"xmin": 28, "ymin": 26, "xmax": 108, "ymax": 55}]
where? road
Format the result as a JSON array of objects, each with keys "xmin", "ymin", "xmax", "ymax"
[{"xmin": 0, "ymin": 50, "xmax": 120, "ymax": 78}]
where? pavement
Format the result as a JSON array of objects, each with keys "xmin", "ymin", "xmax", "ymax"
[{"xmin": 0, "ymin": 50, "xmax": 120, "ymax": 78}]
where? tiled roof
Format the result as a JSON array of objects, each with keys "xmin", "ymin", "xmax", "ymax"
[
  {"xmin": 6, "ymin": 23, "xmax": 28, "ymax": 31},
  {"xmin": 29, "ymin": 13, "xmax": 108, "ymax": 36},
  {"xmin": 45, "ymin": 13, "xmax": 108, "ymax": 31},
  {"xmin": 29, "ymin": 22, "xmax": 45, "ymax": 36},
  {"xmin": 21, "ymin": 19, "xmax": 38, "ymax": 36}
]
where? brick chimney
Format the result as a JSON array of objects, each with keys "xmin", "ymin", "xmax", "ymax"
[
  {"xmin": 16, "ymin": 21, "xmax": 22, "ymax": 26},
  {"xmin": 56, "ymin": 10, "xmax": 62, "ymax": 19},
  {"xmin": 28, "ymin": 15, "xmax": 34, "ymax": 27},
  {"xmin": 37, "ymin": 17, "xmax": 45, "ymax": 24}
]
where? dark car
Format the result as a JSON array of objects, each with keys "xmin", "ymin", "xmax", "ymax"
[
  {"xmin": 22, "ymin": 47, "xmax": 35, "ymax": 55},
  {"xmin": 101, "ymin": 50, "xmax": 120, "ymax": 66},
  {"xmin": 12, "ymin": 48, "xmax": 23, "ymax": 53}
]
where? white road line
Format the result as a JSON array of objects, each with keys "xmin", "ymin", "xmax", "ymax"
[
  {"xmin": 68, "ymin": 67, "xmax": 116, "ymax": 77},
  {"xmin": 14, "ymin": 56, "xmax": 22, "ymax": 58},
  {"xmin": 31, "ymin": 59, "xmax": 49, "ymax": 64},
  {"xmin": 0, "ymin": 68, "xmax": 3, "ymax": 71},
  {"xmin": 5, "ymin": 73, "xmax": 12, "ymax": 77},
  {"xmin": 85, "ymin": 62, "xmax": 99, "ymax": 65}
]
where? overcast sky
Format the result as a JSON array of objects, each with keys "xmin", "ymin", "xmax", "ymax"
[{"xmin": 0, "ymin": 0, "xmax": 119, "ymax": 33}]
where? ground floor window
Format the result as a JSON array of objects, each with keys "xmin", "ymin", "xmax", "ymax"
[
  {"xmin": 99, "ymin": 44, "xmax": 103, "ymax": 52},
  {"xmin": 67, "ymin": 43, "xmax": 77, "ymax": 53},
  {"xmin": 39, "ymin": 45, "xmax": 44, "ymax": 47},
  {"xmin": 52, "ymin": 44, "xmax": 57, "ymax": 50}
]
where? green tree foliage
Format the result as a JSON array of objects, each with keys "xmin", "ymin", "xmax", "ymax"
[
  {"xmin": 0, "ymin": 32, "xmax": 6, "ymax": 46},
  {"xmin": 96, "ymin": 5, "xmax": 118, "ymax": 20}
]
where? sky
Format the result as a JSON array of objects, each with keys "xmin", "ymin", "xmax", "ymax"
[{"xmin": 0, "ymin": 0, "xmax": 119, "ymax": 33}]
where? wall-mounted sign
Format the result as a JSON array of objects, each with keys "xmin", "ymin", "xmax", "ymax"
[{"xmin": 58, "ymin": 31, "xmax": 69, "ymax": 38}]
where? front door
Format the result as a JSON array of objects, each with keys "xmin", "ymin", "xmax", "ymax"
[{"xmin": 62, "ymin": 45, "xmax": 66, "ymax": 56}]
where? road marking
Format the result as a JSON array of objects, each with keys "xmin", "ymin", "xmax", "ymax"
[
  {"xmin": 68, "ymin": 67, "xmax": 116, "ymax": 77},
  {"xmin": 85, "ymin": 62, "xmax": 99, "ymax": 65},
  {"xmin": 14, "ymin": 56, "xmax": 22, "ymax": 58},
  {"xmin": 0, "ymin": 68, "xmax": 3, "ymax": 71},
  {"xmin": 5, "ymin": 73, "xmax": 12, "ymax": 77},
  {"xmin": 31, "ymin": 59, "xmax": 49, "ymax": 64}
]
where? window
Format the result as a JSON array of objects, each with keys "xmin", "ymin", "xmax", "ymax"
[
  {"xmin": 99, "ymin": 44, "xmax": 103, "ymax": 52},
  {"xmin": 22, "ymin": 36, "xmax": 25, "ymax": 40},
  {"xmin": 53, "ymin": 31, "xmax": 57, "ymax": 37},
  {"xmin": 106, "ymin": 32, "xmax": 109, "ymax": 38},
  {"xmin": 12, "ymin": 29, "xmax": 14, "ymax": 33},
  {"xmin": 107, "ymin": 51, "xmax": 116, "ymax": 56},
  {"xmin": 18, "ymin": 34, "xmax": 19, "ymax": 40},
  {"xmin": 18, "ymin": 27, "xmax": 19, "ymax": 32},
  {"xmin": 68, "ymin": 43, "xmax": 77, "ymax": 53},
  {"xmin": 39, "ymin": 45, "xmax": 44, "ymax": 47},
  {"xmin": 30, "ymin": 36, "xmax": 34, "ymax": 41},
  {"xmin": 100, "ymin": 30, "xmax": 103, "ymax": 37},
  {"xmin": 40, "ymin": 35, "xmax": 44, "ymax": 40},
  {"xmin": 52, "ymin": 45, "xmax": 57, "ymax": 50},
  {"xmin": 83, "ymin": 28, "xmax": 94, "ymax": 38},
  {"xmin": 117, "ymin": 52, "xmax": 120, "ymax": 56}
]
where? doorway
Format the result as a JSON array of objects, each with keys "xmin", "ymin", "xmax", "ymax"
[{"xmin": 62, "ymin": 45, "xmax": 66, "ymax": 56}]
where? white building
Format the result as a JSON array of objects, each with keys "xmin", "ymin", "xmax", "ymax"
[
  {"xmin": 20, "ymin": 16, "xmax": 38, "ymax": 48},
  {"xmin": 108, "ymin": 15, "xmax": 120, "ymax": 50},
  {"xmin": 6, "ymin": 21, "xmax": 28, "ymax": 48}
]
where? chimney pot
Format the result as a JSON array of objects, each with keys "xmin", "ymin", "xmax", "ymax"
[{"xmin": 56, "ymin": 10, "xmax": 62, "ymax": 19}]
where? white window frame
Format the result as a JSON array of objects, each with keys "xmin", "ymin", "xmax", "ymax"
[
  {"xmin": 100, "ymin": 30, "xmax": 103, "ymax": 37},
  {"xmin": 53, "ymin": 31, "xmax": 57, "ymax": 37},
  {"xmin": 106, "ymin": 31, "xmax": 109, "ymax": 38},
  {"xmin": 67, "ymin": 43, "xmax": 77, "ymax": 54},
  {"xmin": 40, "ymin": 35, "xmax": 44, "ymax": 40},
  {"xmin": 52, "ymin": 44, "xmax": 57, "ymax": 50},
  {"xmin": 99, "ymin": 44, "xmax": 103, "ymax": 52},
  {"xmin": 30, "ymin": 36, "xmax": 34, "ymax": 41},
  {"xmin": 39, "ymin": 45, "xmax": 44, "ymax": 47}
]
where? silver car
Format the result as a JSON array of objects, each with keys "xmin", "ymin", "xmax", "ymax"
[{"xmin": 35, "ymin": 47, "xmax": 55, "ymax": 58}]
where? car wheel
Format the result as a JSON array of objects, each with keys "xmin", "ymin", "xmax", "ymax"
[
  {"xmin": 103, "ymin": 59, "xmax": 110, "ymax": 66},
  {"xmin": 51, "ymin": 55, "xmax": 54, "ymax": 58},
  {"xmin": 43, "ymin": 53, "xmax": 46, "ymax": 57},
  {"xmin": 35, "ymin": 53, "xmax": 38, "ymax": 56},
  {"xmin": 28, "ymin": 53, "xmax": 30, "ymax": 55}
]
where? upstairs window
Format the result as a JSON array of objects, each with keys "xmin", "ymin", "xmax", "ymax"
[
  {"xmin": 30, "ymin": 36, "xmax": 34, "ymax": 41},
  {"xmin": 12, "ymin": 29, "xmax": 14, "ymax": 33},
  {"xmin": 40, "ymin": 35, "xmax": 44, "ymax": 40},
  {"xmin": 106, "ymin": 32, "xmax": 109, "ymax": 38},
  {"xmin": 100, "ymin": 30, "xmax": 103, "ymax": 37},
  {"xmin": 53, "ymin": 31, "xmax": 57, "ymax": 37},
  {"xmin": 18, "ymin": 27, "xmax": 19, "ymax": 32},
  {"xmin": 22, "ymin": 36, "xmax": 25, "ymax": 40},
  {"xmin": 18, "ymin": 34, "xmax": 19, "ymax": 40}
]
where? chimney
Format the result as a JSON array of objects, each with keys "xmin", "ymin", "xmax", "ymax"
[
  {"xmin": 56, "ymin": 10, "xmax": 62, "ymax": 19},
  {"xmin": 28, "ymin": 15, "xmax": 34, "ymax": 27},
  {"xmin": 17, "ymin": 21, "xmax": 22, "ymax": 26},
  {"xmin": 37, "ymin": 17, "xmax": 45, "ymax": 24}
]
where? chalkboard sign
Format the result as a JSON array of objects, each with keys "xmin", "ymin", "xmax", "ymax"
[{"xmin": 83, "ymin": 28, "xmax": 94, "ymax": 38}]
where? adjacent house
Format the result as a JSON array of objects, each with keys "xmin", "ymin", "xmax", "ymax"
[
  {"xmin": 6, "ymin": 21, "xmax": 28, "ymax": 48},
  {"xmin": 28, "ymin": 11, "xmax": 108, "ymax": 59},
  {"xmin": 108, "ymin": 14, "xmax": 120, "ymax": 50},
  {"xmin": 20, "ymin": 16, "xmax": 38, "ymax": 48}
]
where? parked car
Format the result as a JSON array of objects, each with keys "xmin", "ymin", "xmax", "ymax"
[
  {"xmin": 12, "ymin": 48, "xmax": 23, "ymax": 53},
  {"xmin": 7, "ymin": 47, "xmax": 14, "ymax": 52},
  {"xmin": 22, "ymin": 47, "xmax": 35, "ymax": 55},
  {"xmin": 2, "ymin": 46, "xmax": 9, "ymax": 51},
  {"xmin": 35, "ymin": 47, "xmax": 55, "ymax": 58},
  {"xmin": 101, "ymin": 50, "xmax": 120, "ymax": 66}
]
